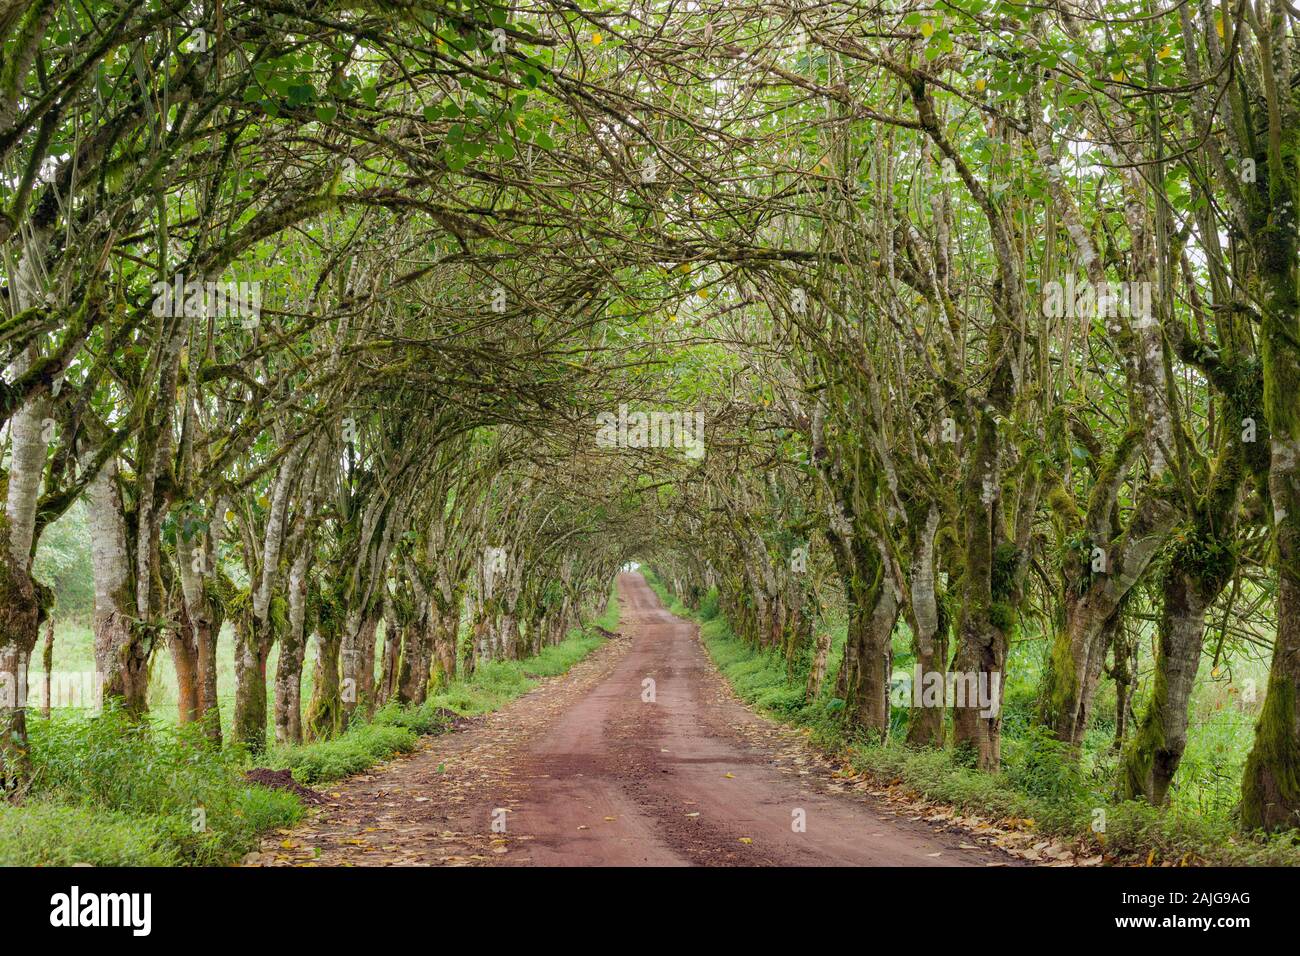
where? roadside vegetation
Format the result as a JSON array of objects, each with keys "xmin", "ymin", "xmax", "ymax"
[
  {"xmin": 0, "ymin": 588, "xmax": 617, "ymax": 865},
  {"xmin": 646, "ymin": 572, "xmax": 1300, "ymax": 866}
]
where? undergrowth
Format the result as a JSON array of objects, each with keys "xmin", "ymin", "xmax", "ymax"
[{"xmin": 1, "ymin": 708, "xmax": 302, "ymax": 866}]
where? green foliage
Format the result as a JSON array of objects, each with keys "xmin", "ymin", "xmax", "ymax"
[
  {"xmin": 0, "ymin": 803, "xmax": 177, "ymax": 866},
  {"xmin": 266, "ymin": 723, "xmax": 418, "ymax": 784},
  {"xmin": 428, "ymin": 626, "xmax": 606, "ymax": 715},
  {"xmin": 697, "ymin": 586, "xmax": 721, "ymax": 621},
  {"xmin": 1001, "ymin": 725, "xmax": 1090, "ymax": 804},
  {"xmin": 371, "ymin": 700, "xmax": 456, "ymax": 736},
  {"xmin": 22, "ymin": 705, "xmax": 302, "ymax": 865},
  {"xmin": 32, "ymin": 502, "xmax": 95, "ymax": 619}
]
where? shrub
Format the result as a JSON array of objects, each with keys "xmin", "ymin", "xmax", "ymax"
[{"xmin": 1002, "ymin": 724, "xmax": 1091, "ymax": 806}]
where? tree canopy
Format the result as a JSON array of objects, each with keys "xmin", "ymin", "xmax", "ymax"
[{"xmin": 1, "ymin": 0, "xmax": 1298, "ymax": 834}]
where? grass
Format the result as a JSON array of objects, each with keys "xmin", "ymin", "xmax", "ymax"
[
  {"xmin": 263, "ymin": 721, "xmax": 421, "ymax": 785},
  {"xmin": 1, "ymin": 581, "xmax": 620, "ymax": 865},
  {"xmin": 0, "ymin": 803, "xmax": 178, "ymax": 866},
  {"xmin": 644, "ymin": 570, "xmax": 1300, "ymax": 866},
  {"xmin": 1, "ymin": 707, "xmax": 303, "ymax": 866}
]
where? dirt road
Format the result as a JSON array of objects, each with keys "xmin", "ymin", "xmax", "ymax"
[{"xmin": 253, "ymin": 573, "xmax": 1017, "ymax": 867}]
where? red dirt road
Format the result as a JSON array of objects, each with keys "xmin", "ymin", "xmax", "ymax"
[{"xmin": 253, "ymin": 573, "xmax": 1017, "ymax": 867}]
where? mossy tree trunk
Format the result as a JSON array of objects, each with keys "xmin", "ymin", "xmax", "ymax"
[
  {"xmin": 306, "ymin": 623, "xmax": 343, "ymax": 741},
  {"xmin": 1240, "ymin": 156, "xmax": 1300, "ymax": 831},
  {"xmin": 233, "ymin": 617, "xmax": 274, "ymax": 754},
  {"xmin": 340, "ymin": 609, "xmax": 380, "ymax": 721},
  {"xmin": 177, "ymin": 497, "xmax": 228, "ymax": 745},
  {"xmin": 85, "ymin": 458, "xmax": 150, "ymax": 718},
  {"xmin": 1039, "ymin": 471, "xmax": 1175, "ymax": 749},
  {"xmin": 0, "ymin": 554, "xmax": 42, "ymax": 790},
  {"xmin": 430, "ymin": 599, "xmax": 461, "ymax": 691},
  {"xmin": 1120, "ymin": 564, "xmax": 1211, "ymax": 804},
  {"xmin": 377, "ymin": 613, "xmax": 401, "ymax": 707},
  {"xmin": 194, "ymin": 610, "xmax": 223, "ymax": 746},
  {"xmin": 827, "ymin": 525, "xmax": 898, "ymax": 739},
  {"xmin": 1122, "ymin": 426, "xmax": 1243, "ymax": 803},
  {"xmin": 1227, "ymin": 20, "xmax": 1300, "ymax": 832},
  {"xmin": 397, "ymin": 609, "xmax": 433, "ymax": 706},
  {"xmin": 274, "ymin": 547, "xmax": 312, "ymax": 746},
  {"xmin": 949, "ymin": 407, "xmax": 1010, "ymax": 769},
  {"xmin": 905, "ymin": 504, "xmax": 947, "ymax": 747}
]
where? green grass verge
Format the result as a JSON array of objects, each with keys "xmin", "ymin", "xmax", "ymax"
[
  {"xmin": 1, "ymin": 708, "xmax": 303, "ymax": 866},
  {"xmin": 644, "ymin": 570, "xmax": 1300, "ymax": 867}
]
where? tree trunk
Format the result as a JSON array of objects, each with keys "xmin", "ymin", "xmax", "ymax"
[
  {"xmin": 195, "ymin": 616, "xmax": 222, "ymax": 745},
  {"xmin": 834, "ymin": 575, "xmax": 899, "ymax": 738},
  {"xmin": 40, "ymin": 618, "xmax": 53, "ymax": 719},
  {"xmin": 431, "ymin": 606, "xmax": 458, "ymax": 689},
  {"xmin": 305, "ymin": 627, "xmax": 343, "ymax": 740},
  {"xmin": 1111, "ymin": 624, "xmax": 1136, "ymax": 751},
  {"xmin": 1241, "ymin": 374, "xmax": 1300, "ymax": 828},
  {"xmin": 169, "ymin": 611, "xmax": 201, "ymax": 725},
  {"xmin": 274, "ymin": 641, "xmax": 305, "ymax": 746},
  {"xmin": 378, "ymin": 619, "xmax": 401, "ymax": 707},
  {"xmin": 2, "ymin": 273, "xmax": 53, "ymax": 786},
  {"xmin": 397, "ymin": 610, "xmax": 433, "ymax": 705},
  {"xmin": 1040, "ymin": 490, "xmax": 1173, "ymax": 749},
  {"xmin": 906, "ymin": 505, "xmax": 947, "ymax": 747},
  {"xmin": 85, "ymin": 460, "xmax": 149, "ymax": 717},
  {"xmin": 274, "ymin": 565, "xmax": 309, "ymax": 746},
  {"xmin": 1121, "ymin": 567, "xmax": 1211, "ymax": 804},
  {"xmin": 0, "ymin": 570, "xmax": 39, "ymax": 789},
  {"xmin": 806, "ymin": 628, "xmax": 831, "ymax": 701},
  {"xmin": 340, "ymin": 610, "xmax": 379, "ymax": 721},
  {"xmin": 1041, "ymin": 596, "xmax": 1121, "ymax": 748},
  {"xmin": 233, "ymin": 621, "xmax": 271, "ymax": 754},
  {"xmin": 177, "ymin": 502, "xmax": 227, "ymax": 745},
  {"xmin": 1235, "ymin": 20, "xmax": 1300, "ymax": 835},
  {"xmin": 948, "ymin": 402, "xmax": 1011, "ymax": 769}
]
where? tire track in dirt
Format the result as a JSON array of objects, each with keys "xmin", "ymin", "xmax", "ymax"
[{"xmin": 250, "ymin": 573, "xmax": 1021, "ymax": 866}]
